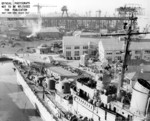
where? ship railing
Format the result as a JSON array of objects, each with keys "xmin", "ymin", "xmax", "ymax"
[
  {"xmin": 72, "ymin": 85, "xmax": 118, "ymax": 113},
  {"xmin": 74, "ymin": 92, "xmax": 132, "ymax": 121},
  {"xmin": 45, "ymin": 91, "xmax": 73, "ymax": 120}
]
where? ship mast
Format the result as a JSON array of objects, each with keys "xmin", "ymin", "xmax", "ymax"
[
  {"xmin": 100, "ymin": 4, "xmax": 150, "ymax": 98},
  {"xmin": 100, "ymin": 14, "xmax": 139, "ymax": 98},
  {"xmin": 101, "ymin": 20, "xmax": 150, "ymax": 98},
  {"xmin": 117, "ymin": 14, "xmax": 137, "ymax": 97}
]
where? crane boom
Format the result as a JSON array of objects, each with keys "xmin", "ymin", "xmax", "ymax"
[
  {"xmin": 33, "ymin": 3, "xmax": 57, "ymax": 16},
  {"xmin": 33, "ymin": 5, "xmax": 56, "ymax": 7}
]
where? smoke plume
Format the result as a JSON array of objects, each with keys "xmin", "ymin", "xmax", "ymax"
[{"xmin": 26, "ymin": 17, "xmax": 42, "ymax": 38}]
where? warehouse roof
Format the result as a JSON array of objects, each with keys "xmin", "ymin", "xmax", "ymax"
[
  {"xmin": 102, "ymin": 38, "xmax": 150, "ymax": 51},
  {"xmin": 48, "ymin": 66, "xmax": 77, "ymax": 77},
  {"xmin": 130, "ymin": 41, "xmax": 150, "ymax": 50},
  {"xmin": 40, "ymin": 27, "xmax": 60, "ymax": 33},
  {"xmin": 101, "ymin": 38, "xmax": 124, "ymax": 51},
  {"xmin": 63, "ymin": 36, "xmax": 100, "ymax": 46}
]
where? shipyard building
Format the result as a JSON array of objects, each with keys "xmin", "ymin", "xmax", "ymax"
[
  {"xmin": 62, "ymin": 36, "xmax": 150, "ymax": 61},
  {"xmin": 35, "ymin": 44, "xmax": 51, "ymax": 54},
  {"xmin": 6, "ymin": 27, "xmax": 61, "ymax": 40},
  {"xmin": 37, "ymin": 27, "xmax": 62, "ymax": 39},
  {"xmin": 62, "ymin": 36, "xmax": 99, "ymax": 60}
]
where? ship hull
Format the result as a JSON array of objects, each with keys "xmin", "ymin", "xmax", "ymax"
[{"xmin": 16, "ymin": 69, "xmax": 56, "ymax": 121}]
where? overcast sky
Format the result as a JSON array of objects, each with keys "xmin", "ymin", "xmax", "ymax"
[
  {"xmin": 28, "ymin": 0, "xmax": 149, "ymax": 16},
  {"xmin": 0, "ymin": 0, "xmax": 149, "ymax": 16},
  {"xmin": 0, "ymin": 0, "xmax": 149, "ymax": 33},
  {"xmin": 36, "ymin": 0, "xmax": 149, "ymax": 16}
]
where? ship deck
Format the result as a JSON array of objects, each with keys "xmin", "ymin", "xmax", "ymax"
[{"xmin": 14, "ymin": 63, "xmax": 70, "ymax": 121}]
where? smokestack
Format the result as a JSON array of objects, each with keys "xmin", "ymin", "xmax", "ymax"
[{"xmin": 130, "ymin": 78, "xmax": 150, "ymax": 116}]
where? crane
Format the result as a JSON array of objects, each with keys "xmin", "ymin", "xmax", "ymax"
[
  {"xmin": 33, "ymin": 3, "xmax": 57, "ymax": 16},
  {"xmin": 96, "ymin": 10, "xmax": 101, "ymax": 17},
  {"xmin": 116, "ymin": 4, "xmax": 144, "ymax": 17},
  {"xmin": 61, "ymin": 6, "xmax": 68, "ymax": 17}
]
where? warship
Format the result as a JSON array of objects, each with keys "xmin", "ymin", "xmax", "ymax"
[{"xmin": 11, "ymin": 13, "xmax": 150, "ymax": 121}]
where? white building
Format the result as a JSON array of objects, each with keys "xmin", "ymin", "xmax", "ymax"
[
  {"xmin": 103, "ymin": 39, "xmax": 150, "ymax": 61},
  {"xmin": 36, "ymin": 44, "xmax": 51, "ymax": 54},
  {"xmin": 62, "ymin": 36, "xmax": 150, "ymax": 61},
  {"xmin": 62, "ymin": 36, "xmax": 99, "ymax": 60}
]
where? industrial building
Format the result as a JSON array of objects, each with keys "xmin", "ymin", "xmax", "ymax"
[
  {"xmin": 62, "ymin": 36, "xmax": 150, "ymax": 61},
  {"xmin": 17, "ymin": 26, "xmax": 31, "ymax": 38},
  {"xmin": 62, "ymin": 36, "xmax": 99, "ymax": 60},
  {"xmin": 16, "ymin": 27, "xmax": 61, "ymax": 40},
  {"xmin": 36, "ymin": 44, "xmax": 51, "ymax": 54},
  {"xmin": 78, "ymin": 32, "xmax": 100, "ymax": 38},
  {"xmin": 37, "ymin": 27, "xmax": 61, "ymax": 39}
]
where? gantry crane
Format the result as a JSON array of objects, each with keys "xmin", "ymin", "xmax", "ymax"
[
  {"xmin": 116, "ymin": 4, "xmax": 144, "ymax": 17},
  {"xmin": 61, "ymin": 6, "xmax": 68, "ymax": 17},
  {"xmin": 33, "ymin": 3, "xmax": 57, "ymax": 16}
]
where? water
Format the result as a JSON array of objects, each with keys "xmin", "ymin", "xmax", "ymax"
[{"xmin": 0, "ymin": 62, "xmax": 43, "ymax": 121}]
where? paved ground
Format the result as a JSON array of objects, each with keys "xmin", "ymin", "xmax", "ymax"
[
  {"xmin": 0, "ymin": 62, "xmax": 43, "ymax": 121},
  {"xmin": 0, "ymin": 39, "xmax": 60, "ymax": 54}
]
